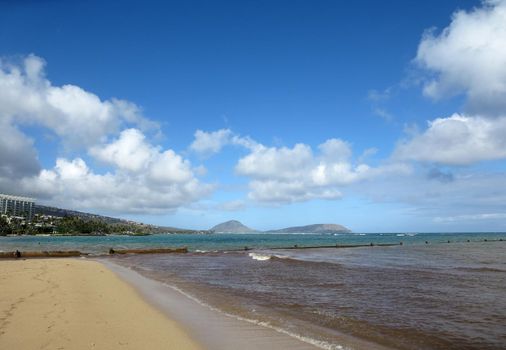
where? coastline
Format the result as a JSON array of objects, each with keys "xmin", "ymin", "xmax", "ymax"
[
  {"xmin": 101, "ymin": 259, "xmax": 320, "ymax": 350},
  {"xmin": 101, "ymin": 258, "xmax": 389, "ymax": 350},
  {"xmin": 0, "ymin": 257, "xmax": 336, "ymax": 350},
  {"xmin": 2, "ymin": 237, "xmax": 502, "ymax": 350},
  {"xmin": 0, "ymin": 258, "xmax": 202, "ymax": 350}
]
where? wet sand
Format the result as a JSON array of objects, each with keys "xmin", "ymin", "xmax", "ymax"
[{"xmin": 0, "ymin": 258, "xmax": 201, "ymax": 350}]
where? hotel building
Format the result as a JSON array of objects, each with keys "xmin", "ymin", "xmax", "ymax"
[{"xmin": 0, "ymin": 194, "xmax": 35, "ymax": 221}]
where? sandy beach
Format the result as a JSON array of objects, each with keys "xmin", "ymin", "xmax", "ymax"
[{"xmin": 0, "ymin": 258, "xmax": 202, "ymax": 350}]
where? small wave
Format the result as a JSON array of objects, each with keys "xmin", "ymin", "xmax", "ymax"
[
  {"xmin": 249, "ymin": 252, "xmax": 272, "ymax": 261},
  {"xmin": 193, "ymin": 249, "xmax": 219, "ymax": 254},
  {"xmin": 273, "ymin": 254, "xmax": 290, "ymax": 259},
  {"xmin": 249, "ymin": 252, "xmax": 292, "ymax": 261},
  {"xmin": 160, "ymin": 280, "xmax": 347, "ymax": 350}
]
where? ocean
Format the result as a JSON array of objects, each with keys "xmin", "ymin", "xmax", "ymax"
[{"xmin": 2, "ymin": 232, "xmax": 505, "ymax": 349}]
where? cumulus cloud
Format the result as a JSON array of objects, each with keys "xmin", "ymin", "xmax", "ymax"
[
  {"xmin": 247, "ymin": 179, "xmax": 343, "ymax": 203},
  {"xmin": 0, "ymin": 55, "xmax": 212, "ymax": 213},
  {"xmin": 90, "ymin": 129, "xmax": 155, "ymax": 172},
  {"xmin": 236, "ymin": 143, "xmax": 313, "ymax": 181},
  {"xmin": 0, "ymin": 119, "xmax": 40, "ymax": 179},
  {"xmin": 415, "ymin": 0, "xmax": 506, "ymax": 115},
  {"xmin": 354, "ymin": 1, "xmax": 506, "ymax": 227},
  {"xmin": 0, "ymin": 54, "xmax": 157, "ymax": 148},
  {"xmin": 236, "ymin": 139, "xmax": 410, "ymax": 204},
  {"xmin": 148, "ymin": 150, "xmax": 195, "ymax": 184},
  {"xmin": 19, "ymin": 128, "xmax": 213, "ymax": 213},
  {"xmin": 189, "ymin": 129, "xmax": 393, "ymax": 204},
  {"xmin": 341, "ymin": 0, "xmax": 506, "ymax": 230},
  {"xmin": 19, "ymin": 157, "xmax": 212, "ymax": 214},
  {"xmin": 91, "ymin": 128, "xmax": 196, "ymax": 183},
  {"xmin": 394, "ymin": 114, "xmax": 506, "ymax": 165},
  {"xmin": 189, "ymin": 129, "xmax": 409, "ymax": 204},
  {"xmin": 395, "ymin": 1, "xmax": 506, "ymax": 166}
]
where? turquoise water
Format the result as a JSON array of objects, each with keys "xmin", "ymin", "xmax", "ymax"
[{"xmin": 0, "ymin": 232, "xmax": 504, "ymax": 254}]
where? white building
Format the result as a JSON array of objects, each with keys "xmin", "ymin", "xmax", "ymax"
[{"xmin": 0, "ymin": 194, "xmax": 35, "ymax": 221}]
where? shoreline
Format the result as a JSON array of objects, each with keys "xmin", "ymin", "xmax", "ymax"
[
  {"xmin": 0, "ymin": 237, "xmax": 503, "ymax": 349},
  {"xmin": 0, "ymin": 257, "xmax": 328, "ymax": 350},
  {"xmin": 0, "ymin": 258, "xmax": 202, "ymax": 350},
  {"xmin": 101, "ymin": 259, "xmax": 320, "ymax": 350},
  {"xmin": 101, "ymin": 258, "xmax": 390, "ymax": 350}
]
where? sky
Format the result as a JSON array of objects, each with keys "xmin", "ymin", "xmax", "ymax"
[{"xmin": 1, "ymin": 0, "xmax": 506, "ymax": 232}]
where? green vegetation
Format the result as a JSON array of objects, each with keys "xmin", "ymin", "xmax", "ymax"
[
  {"xmin": 0, "ymin": 216, "xmax": 44, "ymax": 235},
  {"xmin": 0, "ymin": 213, "xmax": 207, "ymax": 236},
  {"xmin": 46, "ymin": 215, "xmax": 162, "ymax": 235},
  {"xmin": 1, "ymin": 203, "xmax": 211, "ymax": 236},
  {"xmin": 0, "ymin": 216, "xmax": 11, "ymax": 236},
  {"xmin": 55, "ymin": 216, "xmax": 110, "ymax": 235}
]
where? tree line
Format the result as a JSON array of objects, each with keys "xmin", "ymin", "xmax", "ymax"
[{"xmin": 0, "ymin": 215, "xmax": 152, "ymax": 236}]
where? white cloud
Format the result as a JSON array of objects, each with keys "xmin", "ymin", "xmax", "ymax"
[
  {"xmin": 352, "ymin": 0, "xmax": 506, "ymax": 228},
  {"xmin": 148, "ymin": 149, "xmax": 194, "ymax": 184},
  {"xmin": 22, "ymin": 127, "xmax": 212, "ymax": 213},
  {"xmin": 0, "ymin": 55, "xmax": 212, "ymax": 213},
  {"xmin": 236, "ymin": 139, "xmax": 410, "ymax": 204},
  {"xmin": 318, "ymin": 138, "xmax": 352, "ymax": 162},
  {"xmin": 91, "ymin": 128, "xmax": 196, "ymax": 184},
  {"xmin": 190, "ymin": 128, "xmax": 258, "ymax": 156},
  {"xmin": 0, "ymin": 119, "xmax": 40, "ymax": 178},
  {"xmin": 230, "ymin": 134, "xmax": 258, "ymax": 150},
  {"xmin": 0, "ymin": 54, "xmax": 157, "ymax": 148},
  {"xmin": 394, "ymin": 114, "xmax": 506, "ymax": 165},
  {"xmin": 190, "ymin": 131, "xmax": 406, "ymax": 204},
  {"xmin": 20, "ymin": 156, "xmax": 212, "ymax": 214},
  {"xmin": 399, "ymin": 1, "xmax": 506, "ymax": 166},
  {"xmin": 236, "ymin": 143, "xmax": 313, "ymax": 181},
  {"xmin": 190, "ymin": 129, "xmax": 233, "ymax": 155},
  {"xmin": 415, "ymin": 0, "xmax": 506, "ymax": 115},
  {"xmin": 248, "ymin": 179, "xmax": 343, "ymax": 203},
  {"xmin": 90, "ymin": 128, "xmax": 155, "ymax": 172}
]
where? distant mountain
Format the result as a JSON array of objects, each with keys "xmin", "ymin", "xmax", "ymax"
[
  {"xmin": 269, "ymin": 223, "xmax": 351, "ymax": 234},
  {"xmin": 210, "ymin": 220, "xmax": 256, "ymax": 233}
]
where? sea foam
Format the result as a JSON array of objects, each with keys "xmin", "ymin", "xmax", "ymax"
[{"xmin": 249, "ymin": 252, "xmax": 271, "ymax": 261}]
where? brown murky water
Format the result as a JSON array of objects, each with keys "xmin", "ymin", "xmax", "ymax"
[{"xmin": 111, "ymin": 242, "xmax": 506, "ymax": 350}]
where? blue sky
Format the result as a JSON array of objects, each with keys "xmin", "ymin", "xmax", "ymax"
[{"xmin": 1, "ymin": 0, "xmax": 506, "ymax": 232}]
